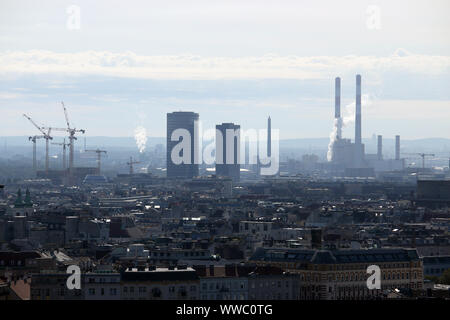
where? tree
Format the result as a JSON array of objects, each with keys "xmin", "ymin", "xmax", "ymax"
[{"xmin": 439, "ymin": 268, "xmax": 450, "ymax": 285}]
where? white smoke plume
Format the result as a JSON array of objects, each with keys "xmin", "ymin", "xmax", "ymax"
[
  {"xmin": 134, "ymin": 126, "xmax": 148, "ymax": 153},
  {"xmin": 327, "ymin": 94, "xmax": 372, "ymax": 162},
  {"xmin": 327, "ymin": 118, "xmax": 341, "ymax": 161}
]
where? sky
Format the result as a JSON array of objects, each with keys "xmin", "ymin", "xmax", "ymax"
[{"xmin": 0, "ymin": 0, "xmax": 449, "ymax": 142}]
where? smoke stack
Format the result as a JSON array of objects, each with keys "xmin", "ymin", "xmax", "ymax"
[
  {"xmin": 377, "ymin": 135, "xmax": 383, "ymax": 160},
  {"xmin": 395, "ymin": 135, "xmax": 400, "ymax": 160},
  {"xmin": 267, "ymin": 116, "xmax": 271, "ymax": 157},
  {"xmin": 335, "ymin": 77, "xmax": 341, "ymax": 139},
  {"xmin": 355, "ymin": 74, "xmax": 362, "ymax": 145}
]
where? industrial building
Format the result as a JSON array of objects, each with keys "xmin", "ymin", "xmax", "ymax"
[{"xmin": 329, "ymin": 75, "xmax": 404, "ymax": 176}]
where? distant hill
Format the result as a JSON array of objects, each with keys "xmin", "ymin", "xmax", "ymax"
[{"xmin": 1, "ymin": 136, "xmax": 449, "ymax": 154}]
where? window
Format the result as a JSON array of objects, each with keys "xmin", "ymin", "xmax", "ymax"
[
  {"xmin": 88, "ymin": 288, "xmax": 96, "ymax": 295},
  {"xmin": 110, "ymin": 288, "xmax": 117, "ymax": 295}
]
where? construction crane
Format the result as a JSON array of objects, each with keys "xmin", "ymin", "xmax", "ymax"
[
  {"xmin": 403, "ymin": 153, "xmax": 435, "ymax": 169},
  {"xmin": 28, "ymin": 135, "xmax": 45, "ymax": 172},
  {"xmin": 85, "ymin": 149, "xmax": 107, "ymax": 174},
  {"xmin": 127, "ymin": 156, "xmax": 140, "ymax": 175},
  {"xmin": 42, "ymin": 102, "xmax": 85, "ymax": 174},
  {"xmin": 23, "ymin": 114, "xmax": 53, "ymax": 173},
  {"xmin": 52, "ymin": 138, "xmax": 70, "ymax": 170}
]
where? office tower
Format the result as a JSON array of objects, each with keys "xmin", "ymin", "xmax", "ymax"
[
  {"xmin": 166, "ymin": 111, "xmax": 199, "ymax": 179},
  {"xmin": 395, "ymin": 135, "xmax": 400, "ymax": 160},
  {"xmin": 335, "ymin": 77, "xmax": 341, "ymax": 139},
  {"xmin": 377, "ymin": 135, "xmax": 383, "ymax": 160},
  {"xmin": 216, "ymin": 123, "xmax": 240, "ymax": 181}
]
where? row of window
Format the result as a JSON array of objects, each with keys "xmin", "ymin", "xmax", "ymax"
[
  {"xmin": 88, "ymin": 288, "xmax": 118, "ymax": 296},
  {"xmin": 0, "ymin": 260, "xmax": 24, "ymax": 266},
  {"xmin": 122, "ymin": 285, "xmax": 197, "ymax": 294},
  {"xmin": 202, "ymin": 280, "xmax": 246, "ymax": 290},
  {"xmin": 425, "ymin": 267, "xmax": 448, "ymax": 274},
  {"xmin": 300, "ymin": 271, "xmax": 419, "ymax": 282},
  {"xmin": 87, "ymin": 277, "xmax": 120, "ymax": 284},
  {"xmin": 321, "ymin": 262, "xmax": 418, "ymax": 271},
  {"xmin": 149, "ymin": 251, "xmax": 207, "ymax": 257}
]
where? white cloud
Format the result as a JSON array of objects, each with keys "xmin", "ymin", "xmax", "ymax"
[{"xmin": 0, "ymin": 49, "xmax": 448, "ymax": 80}]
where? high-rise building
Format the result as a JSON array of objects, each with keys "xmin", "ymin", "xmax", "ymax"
[
  {"xmin": 216, "ymin": 123, "xmax": 240, "ymax": 181},
  {"xmin": 166, "ymin": 111, "xmax": 199, "ymax": 179}
]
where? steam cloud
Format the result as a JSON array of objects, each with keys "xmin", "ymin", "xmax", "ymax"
[
  {"xmin": 134, "ymin": 126, "xmax": 148, "ymax": 153},
  {"xmin": 327, "ymin": 94, "xmax": 372, "ymax": 161}
]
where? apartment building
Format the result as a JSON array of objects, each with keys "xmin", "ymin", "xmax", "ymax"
[
  {"xmin": 250, "ymin": 247, "xmax": 424, "ymax": 300},
  {"xmin": 121, "ymin": 266, "xmax": 199, "ymax": 300}
]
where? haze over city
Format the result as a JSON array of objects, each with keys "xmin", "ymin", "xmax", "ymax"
[{"xmin": 0, "ymin": 0, "xmax": 450, "ymax": 311}]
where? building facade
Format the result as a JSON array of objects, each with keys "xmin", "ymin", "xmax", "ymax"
[
  {"xmin": 250, "ymin": 247, "xmax": 424, "ymax": 300},
  {"xmin": 166, "ymin": 112, "xmax": 199, "ymax": 179},
  {"xmin": 215, "ymin": 123, "xmax": 240, "ymax": 182}
]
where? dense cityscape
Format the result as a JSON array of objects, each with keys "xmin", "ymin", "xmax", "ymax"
[{"xmin": 1, "ymin": 73, "xmax": 449, "ymax": 302}]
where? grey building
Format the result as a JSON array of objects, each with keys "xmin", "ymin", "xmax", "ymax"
[
  {"xmin": 121, "ymin": 266, "xmax": 199, "ymax": 300},
  {"xmin": 167, "ymin": 112, "xmax": 199, "ymax": 179},
  {"xmin": 216, "ymin": 123, "xmax": 240, "ymax": 182},
  {"xmin": 423, "ymin": 256, "xmax": 450, "ymax": 277}
]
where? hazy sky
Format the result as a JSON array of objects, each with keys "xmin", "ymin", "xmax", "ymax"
[{"xmin": 0, "ymin": 0, "xmax": 449, "ymax": 141}]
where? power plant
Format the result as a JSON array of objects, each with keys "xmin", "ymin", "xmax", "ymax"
[{"xmin": 328, "ymin": 75, "xmax": 404, "ymax": 176}]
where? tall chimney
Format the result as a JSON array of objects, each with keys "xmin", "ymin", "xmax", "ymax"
[
  {"xmin": 355, "ymin": 74, "xmax": 362, "ymax": 145},
  {"xmin": 335, "ymin": 77, "xmax": 341, "ymax": 139},
  {"xmin": 377, "ymin": 135, "xmax": 383, "ymax": 160},
  {"xmin": 267, "ymin": 116, "xmax": 271, "ymax": 157},
  {"xmin": 395, "ymin": 135, "xmax": 400, "ymax": 160}
]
